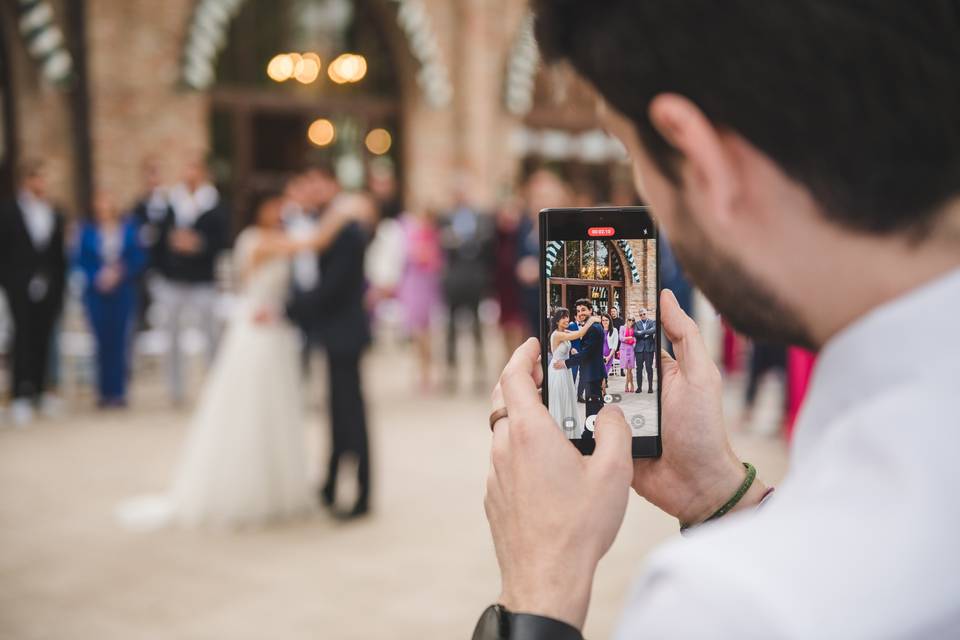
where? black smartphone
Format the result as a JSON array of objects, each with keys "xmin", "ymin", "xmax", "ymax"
[{"xmin": 539, "ymin": 207, "xmax": 662, "ymax": 458}]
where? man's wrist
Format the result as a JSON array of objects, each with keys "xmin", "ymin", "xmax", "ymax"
[
  {"xmin": 499, "ymin": 574, "xmax": 591, "ymax": 631},
  {"xmin": 677, "ymin": 457, "xmax": 768, "ymax": 525}
]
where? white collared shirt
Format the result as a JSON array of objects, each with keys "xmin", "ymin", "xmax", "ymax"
[
  {"xmin": 283, "ymin": 201, "xmax": 320, "ymax": 291},
  {"xmin": 615, "ymin": 268, "xmax": 960, "ymax": 639},
  {"xmin": 17, "ymin": 190, "xmax": 55, "ymax": 250},
  {"xmin": 169, "ymin": 182, "xmax": 218, "ymax": 228}
]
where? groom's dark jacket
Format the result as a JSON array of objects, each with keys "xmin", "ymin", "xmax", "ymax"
[
  {"xmin": 287, "ymin": 222, "xmax": 371, "ymax": 357},
  {"xmin": 564, "ymin": 323, "xmax": 605, "ymax": 382}
]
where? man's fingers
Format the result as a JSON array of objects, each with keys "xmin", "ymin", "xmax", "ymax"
[
  {"xmin": 499, "ymin": 338, "xmax": 546, "ymax": 416},
  {"xmin": 590, "ymin": 406, "xmax": 633, "ymax": 483},
  {"xmin": 659, "ymin": 289, "xmax": 713, "ymax": 378}
]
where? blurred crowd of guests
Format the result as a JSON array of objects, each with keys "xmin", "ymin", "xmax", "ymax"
[{"xmin": 0, "ymin": 156, "xmax": 813, "ymax": 441}]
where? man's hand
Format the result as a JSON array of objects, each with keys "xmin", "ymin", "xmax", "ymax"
[
  {"xmin": 485, "ymin": 339, "xmax": 633, "ymax": 630},
  {"xmin": 95, "ymin": 265, "xmax": 122, "ymax": 293},
  {"xmin": 632, "ymin": 289, "xmax": 767, "ymax": 525}
]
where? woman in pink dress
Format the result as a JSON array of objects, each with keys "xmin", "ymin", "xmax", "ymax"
[
  {"xmin": 396, "ymin": 209, "xmax": 443, "ymax": 391},
  {"xmin": 619, "ymin": 316, "xmax": 637, "ymax": 393}
]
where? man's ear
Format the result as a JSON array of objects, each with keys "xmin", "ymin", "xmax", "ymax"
[{"xmin": 648, "ymin": 93, "xmax": 740, "ymax": 225}]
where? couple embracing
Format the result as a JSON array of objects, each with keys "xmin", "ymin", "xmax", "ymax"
[
  {"xmin": 547, "ymin": 298, "xmax": 606, "ymax": 438},
  {"xmin": 119, "ymin": 190, "xmax": 375, "ymax": 530}
]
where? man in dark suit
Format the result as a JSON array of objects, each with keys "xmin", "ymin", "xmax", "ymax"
[
  {"xmin": 634, "ymin": 307, "xmax": 657, "ymax": 393},
  {"xmin": 288, "ymin": 193, "xmax": 375, "ymax": 519},
  {"xmin": 556, "ymin": 298, "xmax": 606, "ymax": 438},
  {"xmin": 0, "ymin": 160, "xmax": 66, "ymax": 426}
]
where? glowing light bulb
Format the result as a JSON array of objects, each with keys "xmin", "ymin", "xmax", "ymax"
[
  {"xmin": 266, "ymin": 54, "xmax": 293, "ymax": 82},
  {"xmin": 364, "ymin": 128, "xmax": 392, "ymax": 155},
  {"xmin": 307, "ymin": 118, "xmax": 336, "ymax": 146}
]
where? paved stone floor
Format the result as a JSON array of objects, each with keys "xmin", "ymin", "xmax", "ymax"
[{"xmin": 0, "ymin": 337, "xmax": 789, "ymax": 639}]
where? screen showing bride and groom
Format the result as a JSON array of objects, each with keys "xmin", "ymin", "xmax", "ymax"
[{"xmin": 543, "ymin": 233, "xmax": 658, "ymax": 441}]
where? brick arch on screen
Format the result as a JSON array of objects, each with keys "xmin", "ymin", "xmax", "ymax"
[
  {"xmin": 179, "ymin": 0, "xmax": 452, "ymax": 108},
  {"xmin": 545, "ymin": 240, "xmax": 641, "ymax": 284}
]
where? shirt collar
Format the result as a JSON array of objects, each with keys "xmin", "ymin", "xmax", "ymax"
[{"xmin": 792, "ymin": 267, "xmax": 960, "ymax": 462}]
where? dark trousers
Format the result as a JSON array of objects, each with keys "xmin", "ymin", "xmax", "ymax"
[
  {"xmin": 581, "ymin": 377, "xmax": 604, "ymax": 439},
  {"xmin": 10, "ymin": 294, "xmax": 58, "ymax": 400},
  {"xmin": 325, "ymin": 352, "xmax": 370, "ymax": 507},
  {"xmin": 85, "ymin": 292, "xmax": 135, "ymax": 401},
  {"xmin": 745, "ymin": 342, "xmax": 786, "ymax": 407},
  {"xmin": 446, "ymin": 298, "xmax": 485, "ymax": 369},
  {"xmin": 637, "ymin": 350, "xmax": 655, "ymax": 391}
]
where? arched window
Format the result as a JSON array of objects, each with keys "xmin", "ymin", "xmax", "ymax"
[{"xmin": 548, "ymin": 240, "xmax": 626, "ymax": 316}]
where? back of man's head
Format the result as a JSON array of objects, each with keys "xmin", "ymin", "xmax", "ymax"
[{"xmin": 533, "ymin": 1, "xmax": 960, "ymax": 237}]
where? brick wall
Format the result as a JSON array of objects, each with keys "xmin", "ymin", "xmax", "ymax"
[
  {"xmin": 623, "ymin": 239, "xmax": 658, "ymax": 321},
  {"xmin": 86, "ymin": 0, "xmax": 208, "ymax": 209},
  {"xmin": 3, "ymin": 0, "xmax": 76, "ymax": 210}
]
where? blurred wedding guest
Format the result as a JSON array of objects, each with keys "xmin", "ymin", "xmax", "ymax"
[
  {"xmin": 633, "ymin": 307, "xmax": 657, "ymax": 393},
  {"xmin": 493, "ymin": 197, "xmax": 526, "ymax": 359},
  {"xmin": 0, "ymin": 160, "xmax": 67, "ymax": 426},
  {"xmin": 438, "ymin": 176, "xmax": 494, "ymax": 391},
  {"xmin": 396, "ymin": 207, "xmax": 443, "ymax": 392},
  {"xmin": 74, "ymin": 191, "xmax": 146, "ymax": 407},
  {"xmin": 620, "ymin": 314, "xmax": 637, "ymax": 392},
  {"xmin": 517, "ymin": 169, "xmax": 573, "ymax": 338},
  {"xmin": 288, "ymin": 193, "xmax": 377, "ymax": 519},
  {"xmin": 116, "ymin": 192, "xmax": 361, "ymax": 530},
  {"xmin": 157, "ymin": 158, "xmax": 226, "ymax": 405},
  {"xmin": 129, "ymin": 156, "xmax": 172, "ymax": 329},
  {"xmin": 368, "ymin": 160, "xmax": 403, "ymax": 221},
  {"xmin": 601, "ymin": 313, "xmax": 619, "ymax": 378}
]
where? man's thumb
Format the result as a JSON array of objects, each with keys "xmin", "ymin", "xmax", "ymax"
[{"xmin": 591, "ymin": 406, "xmax": 633, "ymax": 483}]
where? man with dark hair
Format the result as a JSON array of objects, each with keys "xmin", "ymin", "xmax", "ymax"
[
  {"xmin": 0, "ymin": 160, "xmax": 66, "ymax": 426},
  {"xmin": 478, "ymin": 2, "xmax": 960, "ymax": 638}
]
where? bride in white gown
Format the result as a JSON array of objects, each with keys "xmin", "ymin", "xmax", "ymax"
[
  {"xmin": 118, "ymin": 193, "xmax": 361, "ymax": 530},
  {"xmin": 547, "ymin": 308, "xmax": 597, "ymax": 435}
]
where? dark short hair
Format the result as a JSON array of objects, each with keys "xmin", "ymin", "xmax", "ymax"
[
  {"xmin": 533, "ymin": 1, "xmax": 960, "ymax": 237},
  {"xmin": 550, "ymin": 307, "xmax": 570, "ymax": 332},
  {"xmin": 574, "ymin": 298, "xmax": 593, "ymax": 311},
  {"xmin": 19, "ymin": 159, "xmax": 45, "ymax": 181}
]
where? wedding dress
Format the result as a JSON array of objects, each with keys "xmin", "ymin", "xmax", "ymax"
[
  {"xmin": 117, "ymin": 228, "xmax": 312, "ymax": 530},
  {"xmin": 547, "ymin": 333, "xmax": 578, "ymax": 436}
]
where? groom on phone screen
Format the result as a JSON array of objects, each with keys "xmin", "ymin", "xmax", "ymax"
[{"xmin": 555, "ymin": 299, "xmax": 605, "ymax": 438}]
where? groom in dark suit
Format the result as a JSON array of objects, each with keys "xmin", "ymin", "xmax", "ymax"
[
  {"xmin": 556, "ymin": 298, "xmax": 606, "ymax": 439},
  {"xmin": 288, "ymin": 193, "xmax": 375, "ymax": 518}
]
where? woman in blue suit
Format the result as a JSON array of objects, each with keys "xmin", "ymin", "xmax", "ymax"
[{"xmin": 74, "ymin": 191, "xmax": 145, "ymax": 407}]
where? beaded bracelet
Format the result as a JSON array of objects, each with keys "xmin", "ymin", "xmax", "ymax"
[{"xmin": 680, "ymin": 462, "xmax": 757, "ymax": 533}]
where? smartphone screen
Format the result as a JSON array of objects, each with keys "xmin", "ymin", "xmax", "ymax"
[{"xmin": 539, "ymin": 207, "xmax": 661, "ymax": 458}]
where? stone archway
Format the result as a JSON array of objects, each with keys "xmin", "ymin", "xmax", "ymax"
[{"xmin": 180, "ymin": 0, "xmax": 451, "ymax": 108}]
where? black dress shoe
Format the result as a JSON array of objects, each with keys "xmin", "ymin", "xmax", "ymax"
[
  {"xmin": 319, "ymin": 484, "xmax": 335, "ymax": 508},
  {"xmin": 648, "ymin": 388, "xmax": 654, "ymax": 393},
  {"xmin": 333, "ymin": 501, "xmax": 369, "ymax": 521}
]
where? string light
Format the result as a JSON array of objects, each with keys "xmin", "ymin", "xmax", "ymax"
[
  {"xmin": 365, "ymin": 128, "xmax": 392, "ymax": 155},
  {"xmin": 307, "ymin": 118, "xmax": 336, "ymax": 146},
  {"xmin": 328, "ymin": 53, "xmax": 368, "ymax": 84},
  {"xmin": 266, "ymin": 54, "xmax": 294, "ymax": 82},
  {"xmin": 296, "ymin": 52, "xmax": 321, "ymax": 83}
]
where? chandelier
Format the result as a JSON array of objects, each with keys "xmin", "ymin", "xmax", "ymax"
[{"xmin": 580, "ymin": 260, "xmax": 609, "ymax": 279}]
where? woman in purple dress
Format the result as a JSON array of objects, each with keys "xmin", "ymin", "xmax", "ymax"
[
  {"xmin": 619, "ymin": 315, "xmax": 637, "ymax": 393},
  {"xmin": 396, "ymin": 209, "xmax": 443, "ymax": 392}
]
